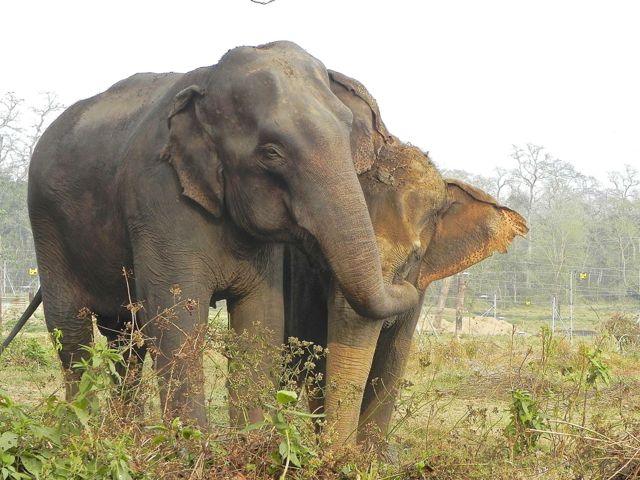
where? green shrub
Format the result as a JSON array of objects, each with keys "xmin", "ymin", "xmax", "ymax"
[{"xmin": 505, "ymin": 388, "xmax": 548, "ymax": 454}]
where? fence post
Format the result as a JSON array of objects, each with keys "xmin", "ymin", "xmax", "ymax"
[
  {"xmin": 433, "ymin": 276, "xmax": 453, "ymax": 330},
  {"xmin": 0, "ymin": 262, "xmax": 3, "ymax": 335},
  {"xmin": 455, "ymin": 272, "xmax": 467, "ymax": 337},
  {"xmin": 569, "ymin": 271, "xmax": 574, "ymax": 343}
]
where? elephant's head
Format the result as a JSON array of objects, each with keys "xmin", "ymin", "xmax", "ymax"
[
  {"xmin": 162, "ymin": 41, "xmax": 417, "ymax": 319},
  {"xmin": 361, "ymin": 143, "xmax": 529, "ymax": 291}
]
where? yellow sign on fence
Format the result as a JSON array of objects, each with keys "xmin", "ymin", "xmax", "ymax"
[{"xmin": 28, "ymin": 268, "xmax": 38, "ymax": 276}]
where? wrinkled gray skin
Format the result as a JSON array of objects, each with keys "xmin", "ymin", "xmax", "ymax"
[
  {"xmin": 28, "ymin": 41, "xmax": 418, "ymax": 427},
  {"xmin": 285, "ymin": 71, "xmax": 528, "ymax": 446}
]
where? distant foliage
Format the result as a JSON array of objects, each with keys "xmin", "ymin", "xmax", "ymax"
[{"xmin": 439, "ymin": 143, "xmax": 640, "ymax": 310}]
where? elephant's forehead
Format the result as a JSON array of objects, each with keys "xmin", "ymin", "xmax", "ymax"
[
  {"xmin": 223, "ymin": 77, "xmax": 352, "ymax": 145},
  {"xmin": 229, "ymin": 69, "xmax": 284, "ymax": 109},
  {"xmin": 366, "ymin": 143, "xmax": 446, "ymax": 200},
  {"xmin": 219, "ymin": 42, "xmax": 328, "ymax": 88},
  {"xmin": 219, "ymin": 65, "xmax": 345, "ymax": 124},
  {"xmin": 212, "ymin": 43, "xmax": 358, "ymax": 128}
]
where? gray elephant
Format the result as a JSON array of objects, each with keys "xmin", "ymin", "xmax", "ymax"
[
  {"xmin": 26, "ymin": 41, "xmax": 418, "ymax": 427},
  {"xmin": 285, "ymin": 71, "xmax": 528, "ymax": 445}
]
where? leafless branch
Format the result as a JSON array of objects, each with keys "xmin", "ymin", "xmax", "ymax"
[
  {"xmin": 607, "ymin": 164, "xmax": 639, "ymax": 200},
  {"xmin": 0, "ymin": 91, "xmax": 64, "ymax": 179},
  {"xmin": 26, "ymin": 92, "xmax": 64, "ymax": 160},
  {"xmin": 0, "ymin": 93, "xmax": 22, "ymax": 130}
]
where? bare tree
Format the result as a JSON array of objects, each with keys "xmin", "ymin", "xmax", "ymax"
[
  {"xmin": 0, "ymin": 92, "xmax": 63, "ymax": 179},
  {"xmin": 509, "ymin": 144, "xmax": 553, "ymax": 287},
  {"xmin": 454, "ymin": 273, "xmax": 467, "ymax": 337},
  {"xmin": 493, "ymin": 166, "xmax": 511, "ymax": 202},
  {"xmin": 608, "ymin": 164, "xmax": 640, "ymax": 200},
  {"xmin": 510, "ymin": 143, "xmax": 552, "ymax": 220},
  {"xmin": 0, "ymin": 93, "xmax": 22, "ymax": 171},
  {"xmin": 542, "ymin": 159, "xmax": 586, "ymax": 208}
]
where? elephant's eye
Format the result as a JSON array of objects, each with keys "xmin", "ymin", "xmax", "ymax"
[{"xmin": 261, "ymin": 144, "xmax": 283, "ymax": 160}]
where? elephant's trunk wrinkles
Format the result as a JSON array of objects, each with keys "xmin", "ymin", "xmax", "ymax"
[{"xmin": 299, "ymin": 163, "xmax": 418, "ymax": 320}]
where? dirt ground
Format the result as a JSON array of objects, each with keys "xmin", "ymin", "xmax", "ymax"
[{"xmin": 420, "ymin": 314, "xmax": 518, "ymax": 335}]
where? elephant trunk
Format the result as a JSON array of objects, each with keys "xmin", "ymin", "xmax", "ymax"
[{"xmin": 296, "ymin": 162, "xmax": 418, "ymax": 320}]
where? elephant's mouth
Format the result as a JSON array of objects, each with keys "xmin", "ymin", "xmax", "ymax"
[
  {"xmin": 392, "ymin": 249, "xmax": 421, "ymax": 284},
  {"xmin": 292, "ymin": 225, "xmax": 329, "ymax": 272}
]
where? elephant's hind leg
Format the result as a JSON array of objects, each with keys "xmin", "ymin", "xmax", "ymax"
[
  {"xmin": 40, "ymin": 281, "xmax": 94, "ymax": 399},
  {"xmin": 32, "ymin": 216, "xmax": 96, "ymax": 397}
]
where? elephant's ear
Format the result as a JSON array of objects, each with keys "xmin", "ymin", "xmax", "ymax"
[
  {"xmin": 328, "ymin": 70, "xmax": 392, "ymax": 174},
  {"xmin": 417, "ymin": 179, "xmax": 528, "ymax": 289},
  {"xmin": 162, "ymin": 85, "xmax": 224, "ymax": 217}
]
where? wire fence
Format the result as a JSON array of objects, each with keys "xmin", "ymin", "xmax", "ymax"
[
  {"xmin": 0, "ymin": 250, "xmax": 39, "ymax": 297},
  {"xmin": 1, "ymin": 247, "xmax": 639, "ymax": 336},
  {"xmin": 422, "ymin": 261, "xmax": 640, "ymax": 338}
]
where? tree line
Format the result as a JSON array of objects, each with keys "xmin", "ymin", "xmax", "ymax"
[{"xmin": 437, "ymin": 144, "xmax": 640, "ymax": 312}]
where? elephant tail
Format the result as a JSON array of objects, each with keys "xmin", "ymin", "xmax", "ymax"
[{"xmin": 0, "ymin": 287, "xmax": 42, "ymax": 355}]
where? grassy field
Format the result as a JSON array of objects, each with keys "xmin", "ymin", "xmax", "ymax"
[{"xmin": 0, "ymin": 304, "xmax": 639, "ymax": 479}]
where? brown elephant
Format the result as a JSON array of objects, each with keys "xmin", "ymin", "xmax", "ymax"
[
  {"xmin": 25, "ymin": 41, "xmax": 418, "ymax": 427},
  {"xmin": 284, "ymin": 71, "xmax": 528, "ymax": 446}
]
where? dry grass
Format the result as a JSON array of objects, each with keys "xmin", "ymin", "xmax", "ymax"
[{"xmin": 1, "ymin": 308, "xmax": 639, "ymax": 479}]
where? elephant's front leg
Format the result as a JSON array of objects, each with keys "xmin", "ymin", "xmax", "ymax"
[
  {"xmin": 227, "ymin": 245, "xmax": 285, "ymax": 426},
  {"xmin": 138, "ymin": 275, "xmax": 212, "ymax": 428},
  {"xmin": 358, "ymin": 304, "xmax": 421, "ymax": 443},
  {"xmin": 325, "ymin": 283, "xmax": 384, "ymax": 447},
  {"xmin": 102, "ymin": 320, "xmax": 148, "ymax": 418}
]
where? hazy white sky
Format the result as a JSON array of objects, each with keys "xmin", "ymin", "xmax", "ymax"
[{"xmin": 2, "ymin": 0, "xmax": 639, "ymax": 181}]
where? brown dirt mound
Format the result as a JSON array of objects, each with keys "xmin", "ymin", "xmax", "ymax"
[{"xmin": 426, "ymin": 315, "xmax": 516, "ymax": 335}]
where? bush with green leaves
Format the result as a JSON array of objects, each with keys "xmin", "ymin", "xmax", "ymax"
[
  {"xmin": 504, "ymin": 388, "xmax": 548, "ymax": 454},
  {"xmin": 247, "ymin": 389, "xmax": 323, "ymax": 479},
  {"xmin": 0, "ymin": 339, "xmax": 136, "ymax": 480}
]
